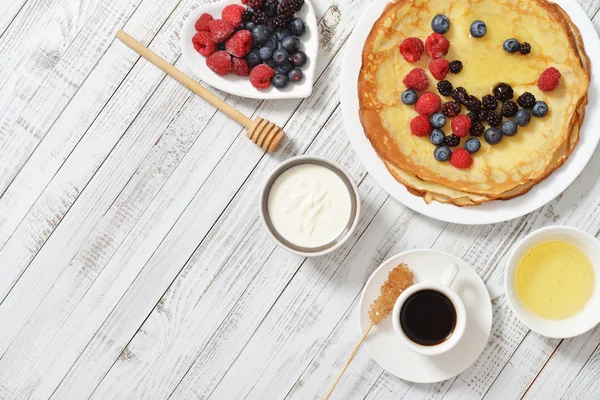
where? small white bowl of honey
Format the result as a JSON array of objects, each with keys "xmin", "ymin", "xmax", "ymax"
[{"xmin": 505, "ymin": 226, "xmax": 600, "ymax": 338}]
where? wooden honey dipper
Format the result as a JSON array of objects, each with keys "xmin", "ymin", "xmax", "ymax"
[{"xmin": 116, "ymin": 30, "xmax": 284, "ymax": 152}]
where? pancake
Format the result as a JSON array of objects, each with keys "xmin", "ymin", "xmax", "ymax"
[{"xmin": 358, "ymin": 0, "xmax": 591, "ymax": 206}]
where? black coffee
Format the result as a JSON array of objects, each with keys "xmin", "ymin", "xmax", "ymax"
[{"xmin": 400, "ymin": 289, "xmax": 456, "ymax": 346}]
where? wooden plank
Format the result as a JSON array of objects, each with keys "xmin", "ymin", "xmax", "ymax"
[{"xmin": 0, "ymin": 0, "xmax": 28, "ymax": 37}]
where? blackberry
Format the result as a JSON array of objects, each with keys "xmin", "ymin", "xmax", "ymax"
[
  {"xmin": 464, "ymin": 95, "xmax": 482, "ymax": 111},
  {"xmin": 264, "ymin": 0, "xmax": 279, "ymax": 17},
  {"xmin": 470, "ymin": 121, "xmax": 484, "ymax": 137},
  {"xmin": 248, "ymin": 0, "xmax": 266, "ymax": 9},
  {"xmin": 493, "ymin": 83, "xmax": 514, "ymax": 102},
  {"xmin": 477, "ymin": 109, "xmax": 489, "ymax": 122},
  {"xmin": 452, "ymin": 87, "xmax": 468, "ymax": 103},
  {"xmin": 488, "ymin": 111, "xmax": 503, "ymax": 127},
  {"xmin": 445, "ymin": 134, "xmax": 461, "ymax": 147},
  {"xmin": 501, "ymin": 101, "xmax": 518, "ymax": 117},
  {"xmin": 517, "ymin": 92, "xmax": 536, "ymax": 109},
  {"xmin": 467, "ymin": 111, "xmax": 479, "ymax": 122},
  {"xmin": 278, "ymin": 0, "xmax": 305, "ymax": 17},
  {"xmin": 482, "ymin": 94, "xmax": 498, "ymax": 111},
  {"xmin": 270, "ymin": 17, "xmax": 289, "ymax": 29},
  {"xmin": 252, "ymin": 10, "xmax": 267, "ymax": 24},
  {"xmin": 449, "ymin": 60, "xmax": 463, "ymax": 74},
  {"xmin": 437, "ymin": 80, "xmax": 453, "ymax": 97},
  {"xmin": 520, "ymin": 42, "xmax": 531, "ymax": 55},
  {"xmin": 442, "ymin": 101, "xmax": 461, "ymax": 118},
  {"xmin": 242, "ymin": 10, "xmax": 254, "ymax": 22}
]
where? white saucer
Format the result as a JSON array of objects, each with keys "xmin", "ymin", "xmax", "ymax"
[{"xmin": 359, "ymin": 249, "xmax": 492, "ymax": 383}]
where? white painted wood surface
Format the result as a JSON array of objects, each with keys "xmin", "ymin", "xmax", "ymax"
[{"xmin": 2, "ymin": 0, "xmax": 600, "ymax": 398}]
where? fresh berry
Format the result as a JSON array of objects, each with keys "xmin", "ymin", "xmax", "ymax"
[
  {"xmin": 289, "ymin": 18, "xmax": 306, "ymax": 36},
  {"xmin": 517, "ymin": 92, "xmax": 536, "ymax": 109},
  {"xmin": 242, "ymin": 11, "xmax": 254, "ymax": 23},
  {"xmin": 275, "ymin": 28, "xmax": 292, "ymax": 41},
  {"xmin": 192, "ymin": 32, "xmax": 217, "ymax": 57},
  {"xmin": 264, "ymin": 36, "xmax": 278, "ymax": 50},
  {"xmin": 252, "ymin": 25, "xmax": 270, "ymax": 44},
  {"xmin": 429, "ymin": 58, "xmax": 450, "ymax": 80},
  {"xmin": 410, "ymin": 115, "xmax": 432, "ymax": 137},
  {"xmin": 208, "ymin": 19, "xmax": 235, "ymax": 43},
  {"xmin": 415, "ymin": 92, "xmax": 442, "ymax": 115},
  {"xmin": 195, "ymin": 13, "xmax": 213, "ymax": 32},
  {"xmin": 281, "ymin": 36, "xmax": 300, "ymax": 53},
  {"xmin": 243, "ymin": 21, "xmax": 256, "ymax": 30},
  {"xmin": 266, "ymin": 59, "xmax": 277, "ymax": 69},
  {"xmin": 538, "ymin": 67, "xmax": 562, "ymax": 92},
  {"xmin": 476, "ymin": 109, "xmax": 489, "ymax": 122},
  {"xmin": 278, "ymin": 0, "xmax": 305, "ymax": 16},
  {"xmin": 264, "ymin": 0, "xmax": 279, "ymax": 17},
  {"xmin": 503, "ymin": 38, "xmax": 521, "ymax": 53},
  {"xmin": 445, "ymin": 134, "xmax": 460, "ymax": 147},
  {"xmin": 273, "ymin": 48, "xmax": 289, "ymax": 64},
  {"xmin": 464, "ymin": 95, "xmax": 482, "ymax": 111},
  {"xmin": 217, "ymin": 42, "xmax": 226, "ymax": 51},
  {"xmin": 465, "ymin": 138, "xmax": 481, "ymax": 154},
  {"xmin": 434, "ymin": 146, "xmax": 452, "ymax": 162},
  {"xmin": 401, "ymin": 89, "xmax": 418, "ymax": 105},
  {"xmin": 502, "ymin": 120, "xmax": 518, "ymax": 136},
  {"xmin": 493, "ymin": 83, "xmax": 514, "ymax": 102},
  {"xmin": 431, "ymin": 14, "xmax": 450, "ymax": 34},
  {"xmin": 520, "ymin": 42, "xmax": 531, "ymax": 55},
  {"xmin": 482, "ymin": 94, "xmax": 498, "ymax": 111},
  {"xmin": 430, "ymin": 129, "xmax": 446, "ymax": 146},
  {"xmin": 430, "ymin": 112, "xmax": 446, "ymax": 128},
  {"xmin": 272, "ymin": 73, "xmax": 289, "ymax": 88},
  {"xmin": 451, "ymin": 87, "xmax": 468, "ymax": 103},
  {"xmin": 291, "ymin": 51, "xmax": 307, "ymax": 67},
  {"xmin": 426, "ymin": 33, "xmax": 450, "ymax": 59},
  {"xmin": 250, "ymin": 64, "xmax": 275, "ymax": 88},
  {"xmin": 276, "ymin": 60, "xmax": 293, "ymax": 74},
  {"xmin": 450, "ymin": 148, "xmax": 473, "ymax": 168},
  {"xmin": 270, "ymin": 17, "xmax": 290, "ymax": 30},
  {"xmin": 242, "ymin": 0, "xmax": 248, "ymax": 3},
  {"xmin": 437, "ymin": 80, "xmax": 453, "ymax": 96},
  {"xmin": 252, "ymin": 10, "xmax": 267, "ymax": 24},
  {"xmin": 501, "ymin": 101, "xmax": 518, "ymax": 117},
  {"xmin": 442, "ymin": 101, "xmax": 461, "ymax": 117},
  {"xmin": 231, "ymin": 57, "xmax": 250, "ymax": 76},
  {"xmin": 206, "ymin": 50, "xmax": 232, "ymax": 75},
  {"xmin": 225, "ymin": 30, "xmax": 253, "ymax": 57},
  {"xmin": 245, "ymin": 50, "xmax": 262, "ymax": 68},
  {"xmin": 449, "ymin": 60, "xmax": 463, "ymax": 74},
  {"xmin": 403, "ymin": 68, "xmax": 430, "ymax": 91},
  {"xmin": 515, "ymin": 109, "xmax": 532, "ymax": 126},
  {"xmin": 222, "ymin": 4, "xmax": 245, "ymax": 26},
  {"xmin": 400, "ymin": 37, "xmax": 425, "ymax": 63},
  {"xmin": 484, "ymin": 127, "xmax": 503, "ymax": 145},
  {"xmin": 451, "ymin": 115, "xmax": 472, "ymax": 138},
  {"xmin": 488, "ymin": 111, "xmax": 502, "ymax": 127},
  {"xmin": 471, "ymin": 121, "xmax": 484, "ymax": 137},
  {"xmin": 467, "ymin": 111, "xmax": 479, "ymax": 122},
  {"xmin": 259, "ymin": 46, "xmax": 274, "ymax": 61},
  {"xmin": 248, "ymin": 0, "xmax": 266, "ymax": 9},
  {"xmin": 288, "ymin": 68, "xmax": 303, "ymax": 82},
  {"xmin": 470, "ymin": 20, "xmax": 487, "ymax": 38},
  {"xmin": 532, "ymin": 101, "xmax": 549, "ymax": 117}
]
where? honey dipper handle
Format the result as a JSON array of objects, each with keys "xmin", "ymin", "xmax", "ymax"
[
  {"xmin": 116, "ymin": 30, "xmax": 253, "ymax": 128},
  {"xmin": 320, "ymin": 323, "xmax": 374, "ymax": 400}
]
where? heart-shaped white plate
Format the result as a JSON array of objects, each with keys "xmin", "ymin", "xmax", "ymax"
[{"xmin": 181, "ymin": 0, "xmax": 318, "ymax": 99}]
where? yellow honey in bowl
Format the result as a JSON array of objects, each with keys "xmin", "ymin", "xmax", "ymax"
[{"xmin": 516, "ymin": 241, "xmax": 595, "ymax": 320}]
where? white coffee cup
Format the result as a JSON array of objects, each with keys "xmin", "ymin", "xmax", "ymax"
[{"xmin": 392, "ymin": 264, "xmax": 467, "ymax": 356}]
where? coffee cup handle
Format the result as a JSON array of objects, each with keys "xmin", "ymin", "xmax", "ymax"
[{"xmin": 441, "ymin": 264, "xmax": 459, "ymax": 287}]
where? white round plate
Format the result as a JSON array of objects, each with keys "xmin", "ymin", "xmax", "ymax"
[
  {"xmin": 181, "ymin": 0, "xmax": 318, "ymax": 99},
  {"xmin": 359, "ymin": 249, "xmax": 492, "ymax": 383},
  {"xmin": 340, "ymin": 0, "xmax": 600, "ymax": 225}
]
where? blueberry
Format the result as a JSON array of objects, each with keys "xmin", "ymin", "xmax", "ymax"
[
  {"xmin": 288, "ymin": 68, "xmax": 303, "ymax": 82},
  {"xmin": 243, "ymin": 21, "xmax": 256, "ymax": 31},
  {"xmin": 434, "ymin": 145, "xmax": 452, "ymax": 162},
  {"xmin": 465, "ymin": 138, "xmax": 481, "ymax": 154},
  {"xmin": 401, "ymin": 90, "xmax": 418, "ymax": 105},
  {"xmin": 430, "ymin": 129, "xmax": 446, "ymax": 146},
  {"xmin": 266, "ymin": 59, "xmax": 278, "ymax": 68},
  {"xmin": 266, "ymin": 36, "xmax": 279, "ymax": 51},
  {"xmin": 470, "ymin": 20, "xmax": 487, "ymax": 38},
  {"xmin": 291, "ymin": 51, "xmax": 307, "ymax": 67},
  {"xmin": 275, "ymin": 28, "xmax": 292, "ymax": 42},
  {"xmin": 484, "ymin": 127, "xmax": 503, "ymax": 145},
  {"xmin": 515, "ymin": 109, "xmax": 532, "ymax": 126},
  {"xmin": 272, "ymin": 73, "xmax": 289, "ymax": 89},
  {"xmin": 259, "ymin": 46, "xmax": 274, "ymax": 61},
  {"xmin": 273, "ymin": 49, "xmax": 289, "ymax": 64},
  {"xmin": 289, "ymin": 18, "xmax": 306, "ymax": 36},
  {"xmin": 501, "ymin": 120, "xmax": 518, "ymax": 136},
  {"xmin": 503, "ymin": 38, "xmax": 521, "ymax": 53},
  {"xmin": 252, "ymin": 25, "xmax": 270, "ymax": 45},
  {"xmin": 282, "ymin": 36, "xmax": 300, "ymax": 53},
  {"xmin": 430, "ymin": 112, "xmax": 446, "ymax": 128},
  {"xmin": 276, "ymin": 60, "xmax": 293, "ymax": 74},
  {"xmin": 245, "ymin": 50, "xmax": 262, "ymax": 68},
  {"xmin": 532, "ymin": 101, "xmax": 549, "ymax": 117},
  {"xmin": 431, "ymin": 15, "xmax": 450, "ymax": 34}
]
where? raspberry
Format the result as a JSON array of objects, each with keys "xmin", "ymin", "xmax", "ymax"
[
  {"xmin": 425, "ymin": 32, "xmax": 450, "ymax": 59},
  {"xmin": 206, "ymin": 50, "xmax": 232, "ymax": 75},
  {"xmin": 449, "ymin": 60, "xmax": 463, "ymax": 74},
  {"xmin": 437, "ymin": 80, "xmax": 453, "ymax": 96},
  {"xmin": 442, "ymin": 101, "xmax": 461, "ymax": 117},
  {"xmin": 195, "ymin": 13, "xmax": 213, "ymax": 32},
  {"xmin": 231, "ymin": 57, "xmax": 250, "ymax": 76},
  {"xmin": 452, "ymin": 115, "xmax": 472, "ymax": 138},
  {"xmin": 250, "ymin": 64, "xmax": 275, "ymax": 89},
  {"xmin": 225, "ymin": 30, "xmax": 253, "ymax": 57},
  {"xmin": 471, "ymin": 121, "xmax": 484, "ymax": 137},
  {"xmin": 410, "ymin": 115, "xmax": 432, "ymax": 137},
  {"xmin": 501, "ymin": 101, "xmax": 518, "ymax": 117},
  {"xmin": 451, "ymin": 87, "xmax": 468, "ymax": 103},
  {"xmin": 482, "ymin": 94, "xmax": 498, "ymax": 111},
  {"xmin": 517, "ymin": 92, "xmax": 536, "ymax": 109},
  {"xmin": 222, "ymin": 4, "xmax": 245, "ymax": 26},
  {"xmin": 538, "ymin": 67, "xmax": 561, "ymax": 92},
  {"xmin": 242, "ymin": 0, "xmax": 248, "ymax": 3},
  {"xmin": 208, "ymin": 19, "xmax": 235, "ymax": 43},
  {"xmin": 429, "ymin": 58, "xmax": 450, "ymax": 80},
  {"xmin": 415, "ymin": 92, "xmax": 441, "ymax": 115},
  {"xmin": 445, "ymin": 134, "xmax": 460, "ymax": 147},
  {"xmin": 403, "ymin": 68, "xmax": 430, "ymax": 91},
  {"xmin": 399, "ymin": 37, "xmax": 424, "ymax": 63},
  {"xmin": 450, "ymin": 148, "xmax": 473, "ymax": 169},
  {"xmin": 192, "ymin": 32, "xmax": 217, "ymax": 57}
]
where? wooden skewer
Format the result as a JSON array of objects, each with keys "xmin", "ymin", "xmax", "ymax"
[{"xmin": 115, "ymin": 30, "xmax": 284, "ymax": 152}]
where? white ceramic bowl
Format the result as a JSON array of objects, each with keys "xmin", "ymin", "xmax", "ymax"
[
  {"xmin": 180, "ymin": 0, "xmax": 318, "ymax": 99},
  {"xmin": 259, "ymin": 156, "xmax": 361, "ymax": 257},
  {"xmin": 505, "ymin": 226, "xmax": 600, "ymax": 338}
]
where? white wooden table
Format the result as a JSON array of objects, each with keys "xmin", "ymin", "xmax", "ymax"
[{"xmin": 2, "ymin": 0, "xmax": 600, "ymax": 398}]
